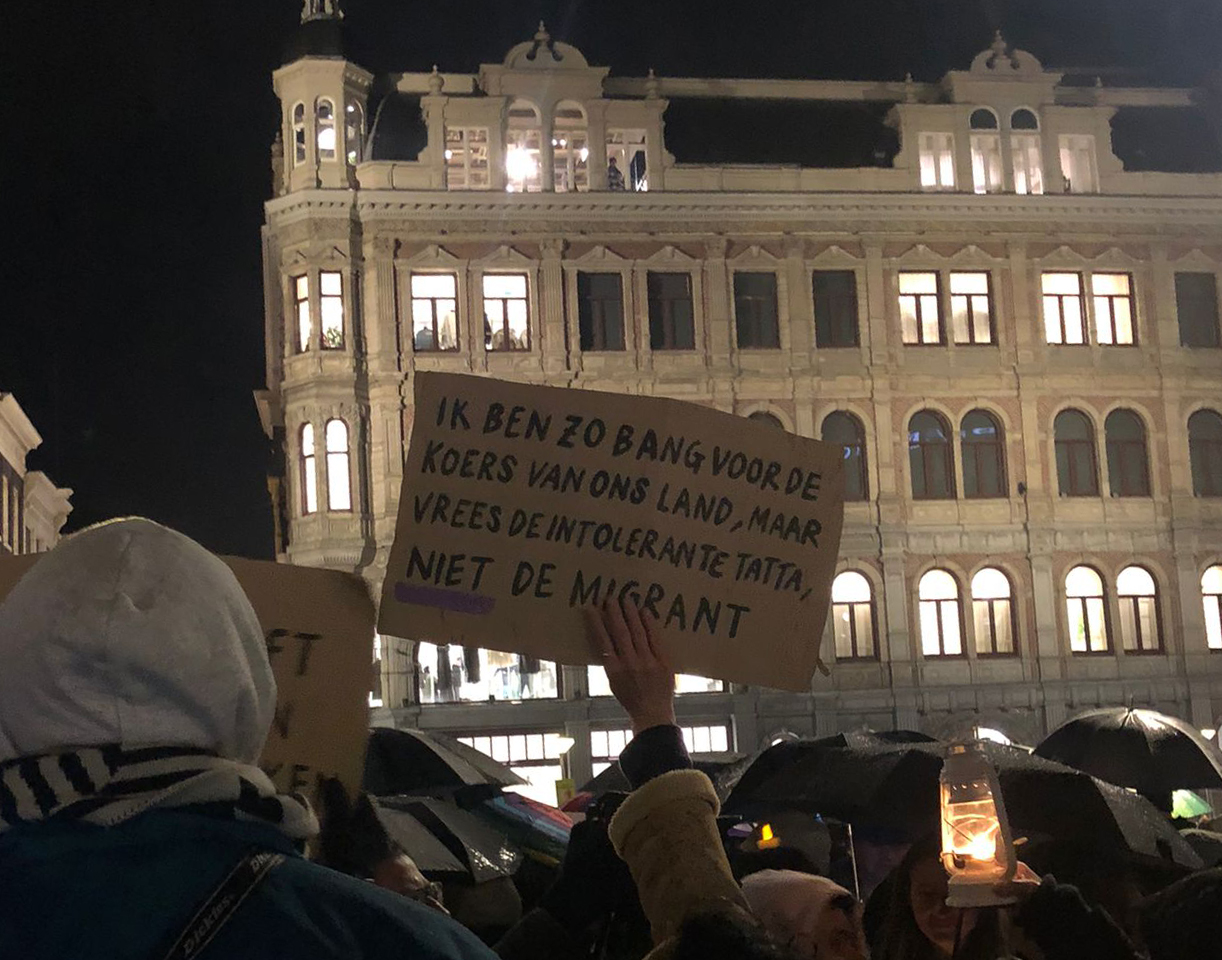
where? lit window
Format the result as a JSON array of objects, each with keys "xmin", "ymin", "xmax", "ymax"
[
  {"xmin": 969, "ymin": 109, "xmax": 1002, "ymax": 194},
  {"xmin": 1203, "ymin": 565, "xmax": 1222, "ymax": 650},
  {"xmin": 0, "ymin": 475, "xmax": 7, "ymax": 549},
  {"xmin": 325, "ymin": 419, "xmax": 351, "ymax": 511},
  {"xmin": 444, "ymin": 127, "xmax": 490, "ymax": 190},
  {"xmin": 606, "ymin": 128, "xmax": 648, "ymax": 191},
  {"xmin": 589, "ymin": 724, "xmax": 730, "ymax": 777},
  {"xmin": 1175, "ymin": 273, "xmax": 1220, "ymax": 348},
  {"xmin": 344, "ymin": 100, "xmax": 364, "ymax": 165},
  {"xmin": 590, "ymin": 728, "xmax": 635, "ymax": 777},
  {"xmin": 1066, "ymin": 566, "xmax": 1110, "ymax": 653},
  {"xmin": 552, "ymin": 101, "xmax": 589, "ymax": 193},
  {"xmin": 1042, "ymin": 273, "xmax": 1085, "ymax": 344},
  {"xmin": 484, "ymin": 274, "xmax": 530, "ymax": 351},
  {"xmin": 813, "ymin": 270, "xmax": 860, "ymax": 348},
  {"xmin": 1092, "ymin": 274, "xmax": 1135, "ymax": 345},
  {"xmin": 909, "ymin": 410, "xmax": 955, "ymax": 499},
  {"xmin": 950, "ymin": 272, "xmax": 993, "ymax": 344},
  {"xmin": 1105, "ymin": 410, "xmax": 1150, "ymax": 498},
  {"xmin": 1054, "ymin": 409, "xmax": 1099, "ymax": 497},
  {"xmin": 411, "ymin": 274, "xmax": 459, "ymax": 352},
  {"xmin": 1058, "ymin": 135, "xmax": 1097, "ymax": 193},
  {"xmin": 918, "ymin": 133, "xmax": 956, "ymax": 190},
  {"xmin": 972, "ymin": 567, "xmax": 1015, "ymax": 655},
  {"xmin": 648, "ymin": 273, "xmax": 695, "ymax": 350},
  {"xmin": 319, "ymin": 271, "xmax": 344, "ymax": 349},
  {"xmin": 919, "ymin": 569, "xmax": 963, "ymax": 656},
  {"xmin": 899, "ymin": 272, "xmax": 942, "ymax": 344},
  {"xmin": 1010, "ymin": 110, "xmax": 1043, "ymax": 195},
  {"xmin": 587, "ymin": 667, "xmax": 724, "ymax": 697},
  {"xmin": 300, "ymin": 423, "xmax": 317, "ymax": 515},
  {"xmin": 316, "ymin": 98, "xmax": 336, "ymax": 161},
  {"xmin": 1189, "ymin": 410, "xmax": 1222, "ymax": 497},
  {"xmin": 293, "ymin": 275, "xmax": 310, "ymax": 353},
  {"xmin": 505, "ymin": 100, "xmax": 542, "ymax": 193},
  {"xmin": 960, "ymin": 409, "xmax": 1006, "ymax": 499},
  {"xmin": 822, "ymin": 412, "xmax": 868, "ymax": 502},
  {"xmin": 292, "ymin": 102, "xmax": 306, "ymax": 166},
  {"xmin": 1117, "ymin": 566, "xmax": 1161, "ymax": 653},
  {"xmin": 578, "ymin": 273, "xmax": 625, "ymax": 351},
  {"xmin": 832, "ymin": 571, "xmax": 877, "ymax": 659},
  {"xmin": 733, "ymin": 273, "xmax": 780, "ymax": 349},
  {"xmin": 418, "ymin": 644, "xmax": 559, "ymax": 703},
  {"xmin": 457, "ymin": 731, "xmax": 568, "ymax": 806}
]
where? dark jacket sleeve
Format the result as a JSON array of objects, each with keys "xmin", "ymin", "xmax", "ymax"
[
  {"xmin": 494, "ymin": 907, "xmax": 581, "ymax": 960},
  {"xmin": 618, "ymin": 725, "xmax": 691, "ymax": 789},
  {"xmin": 1014, "ymin": 877, "xmax": 1143, "ymax": 960}
]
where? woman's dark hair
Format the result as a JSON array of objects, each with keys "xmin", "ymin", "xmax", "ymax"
[
  {"xmin": 873, "ymin": 835, "xmax": 944, "ymax": 960},
  {"xmin": 671, "ymin": 903, "xmax": 800, "ymax": 960}
]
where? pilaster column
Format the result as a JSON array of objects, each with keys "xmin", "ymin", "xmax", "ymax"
[{"xmin": 540, "ymin": 239, "xmax": 568, "ymax": 376}]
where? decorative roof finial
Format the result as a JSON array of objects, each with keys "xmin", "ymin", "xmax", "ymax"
[
  {"xmin": 645, "ymin": 68, "xmax": 659, "ymax": 99},
  {"xmin": 535, "ymin": 20, "xmax": 550, "ymax": 42},
  {"xmin": 904, "ymin": 71, "xmax": 916, "ymax": 103},
  {"xmin": 428, "ymin": 65, "xmax": 444, "ymax": 95},
  {"xmin": 525, "ymin": 21, "xmax": 562, "ymax": 62},
  {"xmin": 991, "ymin": 30, "xmax": 1008, "ymax": 58},
  {"xmin": 301, "ymin": 0, "xmax": 343, "ymax": 23}
]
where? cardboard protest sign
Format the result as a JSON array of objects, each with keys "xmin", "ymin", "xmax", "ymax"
[
  {"xmin": 0, "ymin": 553, "xmax": 374, "ymax": 801},
  {"xmin": 378, "ymin": 373, "xmax": 845, "ymax": 691}
]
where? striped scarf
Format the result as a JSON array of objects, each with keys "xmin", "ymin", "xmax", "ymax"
[{"xmin": 0, "ymin": 745, "xmax": 317, "ymax": 840}]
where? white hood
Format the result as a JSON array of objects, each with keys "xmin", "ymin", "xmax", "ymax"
[{"xmin": 0, "ymin": 518, "xmax": 275, "ymax": 764}]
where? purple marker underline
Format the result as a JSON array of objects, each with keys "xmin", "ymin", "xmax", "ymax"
[{"xmin": 395, "ymin": 582, "xmax": 496, "ymax": 615}]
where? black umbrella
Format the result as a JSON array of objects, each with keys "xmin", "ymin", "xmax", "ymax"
[
  {"xmin": 1034, "ymin": 707, "xmax": 1222, "ymax": 799},
  {"xmin": 580, "ymin": 752, "xmax": 749, "ymax": 801},
  {"xmin": 363, "ymin": 727, "xmax": 527, "ymax": 796},
  {"xmin": 381, "ymin": 795, "xmax": 522, "ymax": 883},
  {"xmin": 372, "ymin": 804, "xmax": 468, "ymax": 876},
  {"xmin": 724, "ymin": 740, "xmax": 1201, "ymax": 869}
]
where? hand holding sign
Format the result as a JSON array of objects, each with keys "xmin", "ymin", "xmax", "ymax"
[
  {"xmin": 586, "ymin": 603, "xmax": 676, "ymax": 734},
  {"xmin": 379, "ymin": 373, "xmax": 845, "ymax": 691}
]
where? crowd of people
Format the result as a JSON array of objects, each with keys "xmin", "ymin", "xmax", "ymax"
[{"xmin": 1, "ymin": 518, "xmax": 1220, "ymax": 958}]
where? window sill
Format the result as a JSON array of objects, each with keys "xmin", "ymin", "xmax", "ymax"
[{"xmin": 1069, "ymin": 650, "xmax": 1114, "ymax": 657}]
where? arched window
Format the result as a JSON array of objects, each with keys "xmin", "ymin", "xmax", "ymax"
[
  {"xmin": 831, "ymin": 571, "xmax": 877, "ymax": 659},
  {"xmin": 1117, "ymin": 566, "xmax": 1161, "ymax": 653},
  {"xmin": 1105, "ymin": 409, "xmax": 1150, "ymax": 497},
  {"xmin": 1189, "ymin": 410, "xmax": 1222, "ymax": 497},
  {"xmin": 316, "ymin": 98, "xmax": 336, "ymax": 161},
  {"xmin": 292, "ymin": 102, "xmax": 306, "ymax": 166},
  {"xmin": 325, "ymin": 419, "xmax": 351, "ymax": 511},
  {"xmin": 919, "ymin": 569, "xmax": 963, "ymax": 656},
  {"xmin": 552, "ymin": 101, "xmax": 589, "ymax": 193},
  {"xmin": 961, "ymin": 410, "xmax": 1006, "ymax": 498},
  {"xmin": 1054, "ymin": 410, "xmax": 1099, "ymax": 497},
  {"xmin": 345, "ymin": 100, "xmax": 364, "ymax": 165},
  {"xmin": 748, "ymin": 411, "xmax": 784, "ymax": 430},
  {"xmin": 823, "ymin": 412, "xmax": 868, "ymax": 502},
  {"xmin": 1203, "ymin": 565, "xmax": 1222, "ymax": 650},
  {"xmin": 1066, "ymin": 565, "xmax": 1110, "ymax": 653},
  {"xmin": 1010, "ymin": 109, "xmax": 1043, "ymax": 195},
  {"xmin": 506, "ymin": 100, "xmax": 542, "ymax": 192},
  {"xmin": 299, "ymin": 423, "xmax": 317, "ymax": 515},
  {"xmin": 909, "ymin": 410, "xmax": 955, "ymax": 499},
  {"xmin": 969, "ymin": 108, "xmax": 1002, "ymax": 194},
  {"xmin": 972, "ymin": 567, "xmax": 1016, "ymax": 655}
]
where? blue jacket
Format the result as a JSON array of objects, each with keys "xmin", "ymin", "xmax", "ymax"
[{"xmin": 0, "ymin": 808, "xmax": 497, "ymax": 960}]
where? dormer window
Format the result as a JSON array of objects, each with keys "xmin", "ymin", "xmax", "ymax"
[
  {"xmin": 1010, "ymin": 109, "xmax": 1043, "ymax": 195},
  {"xmin": 918, "ymin": 133, "xmax": 956, "ymax": 190},
  {"xmin": 552, "ymin": 102, "xmax": 589, "ymax": 193},
  {"xmin": 607, "ymin": 129, "xmax": 648, "ymax": 191},
  {"xmin": 344, "ymin": 100, "xmax": 364, "ymax": 165},
  {"xmin": 316, "ymin": 98, "xmax": 336, "ymax": 161},
  {"xmin": 1058, "ymin": 135, "xmax": 1098, "ymax": 193},
  {"xmin": 292, "ymin": 103, "xmax": 306, "ymax": 166},
  {"xmin": 506, "ymin": 100, "xmax": 542, "ymax": 192},
  {"xmin": 969, "ymin": 109, "xmax": 1003, "ymax": 194},
  {"xmin": 445, "ymin": 127, "xmax": 490, "ymax": 190}
]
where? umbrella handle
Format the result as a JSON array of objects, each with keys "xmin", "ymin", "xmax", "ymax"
[{"xmin": 589, "ymin": 909, "xmax": 615, "ymax": 959}]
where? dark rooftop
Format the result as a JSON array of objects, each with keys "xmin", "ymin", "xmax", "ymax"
[
  {"xmin": 368, "ymin": 92, "xmax": 427, "ymax": 161},
  {"xmin": 1110, "ymin": 107, "xmax": 1222, "ymax": 173}
]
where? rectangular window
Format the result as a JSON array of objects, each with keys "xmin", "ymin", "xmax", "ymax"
[
  {"xmin": 918, "ymin": 133, "xmax": 956, "ymax": 190},
  {"xmin": 410, "ymin": 274, "xmax": 459, "ymax": 352},
  {"xmin": 319, "ymin": 271, "xmax": 344, "ymax": 349},
  {"xmin": 1175, "ymin": 272, "xmax": 1221, "ymax": 348},
  {"xmin": 833, "ymin": 599, "xmax": 877, "ymax": 659},
  {"xmin": 973, "ymin": 597, "xmax": 1015, "ymax": 655},
  {"xmin": 444, "ymin": 127, "xmax": 490, "ymax": 190},
  {"xmin": 1011, "ymin": 134, "xmax": 1044, "ymax": 195},
  {"xmin": 1068, "ymin": 598, "xmax": 1109, "ymax": 653},
  {"xmin": 590, "ymin": 724, "xmax": 730, "ymax": 778},
  {"xmin": 484, "ymin": 274, "xmax": 530, "ymax": 351},
  {"xmin": 1091, "ymin": 273, "xmax": 1135, "ymax": 345},
  {"xmin": 647, "ymin": 272, "xmax": 695, "ymax": 350},
  {"xmin": 293, "ymin": 275, "xmax": 310, "ymax": 353},
  {"xmin": 457, "ymin": 731, "xmax": 567, "ymax": 806},
  {"xmin": 899, "ymin": 272, "xmax": 943, "ymax": 344},
  {"xmin": 1119, "ymin": 596, "xmax": 1161, "ymax": 653},
  {"xmin": 606, "ymin": 129, "xmax": 648, "ymax": 191},
  {"xmin": 970, "ymin": 134, "xmax": 1003, "ymax": 194},
  {"xmin": 577, "ymin": 273, "xmax": 625, "ymax": 351},
  {"xmin": 733, "ymin": 273, "xmax": 780, "ymax": 348},
  {"xmin": 587, "ymin": 667, "xmax": 724, "ymax": 698},
  {"xmin": 1058, "ymin": 135, "xmax": 1098, "ymax": 193},
  {"xmin": 949, "ymin": 272, "xmax": 993, "ymax": 344},
  {"xmin": 1042, "ymin": 272, "xmax": 1085, "ymax": 344},
  {"xmin": 812, "ymin": 271, "xmax": 860, "ymax": 348},
  {"xmin": 920, "ymin": 599, "xmax": 963, "ymax": 656}
]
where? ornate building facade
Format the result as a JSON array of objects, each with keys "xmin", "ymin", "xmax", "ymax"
[
  {"xmin": 259, "ymin": 7, "xmax": 1222, "ymax": 791},
  {"xmin": 0, "ymin": 393, "xmax": 72, "ymax": 557}
]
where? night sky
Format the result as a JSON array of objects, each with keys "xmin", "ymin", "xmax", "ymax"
[{"xmin": 4, "ymin": 1, "xmax": 1218, "ymax": 559}]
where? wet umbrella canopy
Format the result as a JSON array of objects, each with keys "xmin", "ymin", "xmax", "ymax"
[
  {"xmin": 363, "ymin": 727, "xmax": 527, "ymax": 795},
  {"xmin": 1034, "ymin": 707, "xmax": 1222, "ymax": 799},
  {"xmin": 381, "ymin": 795, "xmax": 522, "ymax": 883}
]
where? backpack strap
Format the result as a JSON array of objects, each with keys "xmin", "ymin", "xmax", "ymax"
[{"xmin": 159, "ymin": 850, "xmax": 285, "ymax": 960}]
